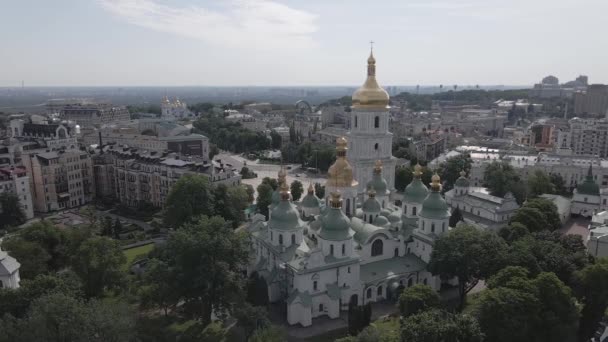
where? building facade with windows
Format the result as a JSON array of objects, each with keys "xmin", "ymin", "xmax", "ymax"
[{"xmin": 0, "ymin": 166, "xmax": 34, "ymax": 219}]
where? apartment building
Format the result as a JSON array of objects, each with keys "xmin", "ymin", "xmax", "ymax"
[
  {"xmin": 60, "ymin": 103, "xmax": 130, "ymax": 128},
  {"xmin": 0, "ymin": 166, "xmax": 34, "ymax": 219}
]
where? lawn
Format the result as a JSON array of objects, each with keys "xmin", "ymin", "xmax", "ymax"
[{"xmin": 123, "ymin": 243, "xmax": 155, "ymax": 268}]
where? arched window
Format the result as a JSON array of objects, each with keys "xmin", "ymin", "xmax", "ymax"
[
  {"xmin": 330, "ymin": 244, "xmax": 334, "ymax": 256},
  {"xmin": 279, "ymin": 234, "xmax": 283, "ymax": 245},
  {"xmin": 404, "ymin": 204, "xmax": 407, "ymax": 213},
  {"xmin": 412, "ymin": 207, "xmax": 417, "ymax": 216},
  {"xmin": 423, "ymin": 278, "xmax": 428, "ymax": 285},
  {"xmin": 291, "ymin": 234, "xmax": 296, "ymax": 245},
  {"xmin": 319, "ymin": 303, "xmax": 324, "ymax": 312},
  {"xmin": 377, "ymin": 286, "xmax": 383, "ymax": 296},
  {"xmin": 374, "ymin": 116, "xmax": 380, "ymax": 128},
  {"xmin": 346, "ymin": 198, "xmax": 351, "ymax": 216},
  {"xmin": 355, "ymin": 116, "xmax": 358, "ymax": 128},
  {"xmin": 394, "ymin": 248, "xmax": 399, "ymax": 257},
  {"xmin": 342, "ymin": 244, "xmax": 346, "ymax": 256},
  {"xmin": 371, "ymin": 239, "xmax": 383, "ymax": 256},
  {"xmin": 442, "ymin": 222, "xmax": 445, "ymax": 232},
  {"xmin": 431, "ymin": 223, "xmax": 435, "ymax": 233},
  {"xmin": 313, "ymin": 281, "xmax": 318, "ymax": 290},
  {"xmin": 366, "ymin": 288, "xmax": 372, "ymax": 299},
  {"xmin": 369, "ymin": 215, "xmax": 373, "ymax": 224},
  {"xmin": 407, "ymin": 278, "xmax": 413, "ymax": 287},
  {"xmin": 374, "ymin": 143, "xmax": 379, "ymax": 151}
]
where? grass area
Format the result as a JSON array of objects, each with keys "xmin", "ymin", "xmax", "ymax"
[{"xmin": 123, "ymin": 243, "xmax": 155, "ymax": 268}]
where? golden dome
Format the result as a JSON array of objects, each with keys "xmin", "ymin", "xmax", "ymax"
[
  {"xmin": 352, "ymin": 50, "xmax": 390, "ymax": 110},
  {"xmin": 329, "ymin": 191, "xmax": 343, "ymax": 209},
  {"xmin": 413, "ymin": 164, "xmax": 422, "ymax": 178},
  {"xmin": 308, "ymin": 182, "xmax": 314, "ymax": 193},
  {"xmin": 280, "ymin": 179, "xmax": 291, "ymax": 200},
  {"xmin": 278, "ymin": 166, "xmax": 287, "ymax": 180},
  {"xmin": 374, "ymin": 160, "xmax": 383, "ymax": 174},
  {"xmin": 327, "ymin": 137, "xmax": 359, "ymax": 188},
  {"xmin": 430, "ymin": 173, "xmax": 441, "ymax": 192}
]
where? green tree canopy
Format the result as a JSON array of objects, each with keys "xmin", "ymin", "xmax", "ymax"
[
  {"xmin": 213, "ymin": 183, "xmax": 248, "ymax": 228},
  {"xmin": 439, "ymin": 154, "xmax": 472, "ymax": 191},
  {"xmin": 575, "ymin": 258, "xmax": 608, "ymax": 341},
  {"xmin": 164, "ymin": 174, "xmax": 214, "ymax": 228},
  {"xmin": 527, "ymin": 170, "xmax": 555, "ymax": 198},
  {"xmin": 522, "ymin": 198, "xmax": 561, "ymax": 231},
  {"xmin": 290, "ymin": 180, "xmax": 304, "ymax": 201},
  {"xmin": 0, "ymin": 193, "xmax": 26, "ymax": 229},
  {"xmin": 256, "ymin": 183, "xmax": 273, "ymax": 219},
  {"xmin": 483, "ymin": 161, "xmax": 526, "ymax": 203},
  {"xmin": 398, "ymin": 284, "xmax": 440, "ymax": 318},
  {"xmin": 400, "ymin": 309, "xmax": 484, "ymax": 342},
  {"xmin": 509, "ymin": 207, "xmax": 548, "ymax": 232},
  {"xmin": 428, "ymin": 225, "xmax": 508, "ymax": 309},
  {"xmin": 160, "ymin": 216, "xmax": 249, "ymax": 326},
  {"xmin": 70, "ymin": 236, "xmax": 126, "ymax": 298},
  {"xmin": 394, "ymin": 167, "xmax": 412, "ymax": 192},
  {"xmin": 449, "ymin": 207, "xmax": 463, "ymax": 228}
]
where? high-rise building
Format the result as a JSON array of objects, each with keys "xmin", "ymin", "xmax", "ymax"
[
  {"xmin": 574, "ymin": 84, "xmax": 608, "ymax": 117},
  {"xmin": 347, "ymin": 51, "xmax": 396, "ymax": 194},
  {"xmin": 0, "ymin": 166, "xmax": 34, "ymax": 219},
  {"xmin": 60, "ymin": 103, "xmax": 130, "ymax": 128}
]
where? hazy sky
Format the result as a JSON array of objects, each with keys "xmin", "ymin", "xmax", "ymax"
[{"xmin": 2, "ymin": 0, "xmax": 607, "ymax": 87}]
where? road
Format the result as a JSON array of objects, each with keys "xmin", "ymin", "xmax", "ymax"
[{"xmin": 216, "ymin": 153, "xmax": 328, "ymax": 199}]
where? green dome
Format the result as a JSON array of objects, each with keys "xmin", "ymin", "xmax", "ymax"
[
  {"xmin": 269, "ymin": 201, "xmax": 303, "ymax": 231},
  {"xmin": 271, "ymin": 189, "xmax": 281, "ymax": 205},
  {"xmin": 367, "ymin": 173, "xmax": 389, "ymax": 196},
  {"xmin": 577, "ymin": 166, "xmax": 600, "ymax": 196},
  {"xmin": 301, "ymin": 193, "xmax": 320, "ymax": 208},
  {"xmin": 387, "ymin": 211, "xmax": 401, "ymax": 223},
  {"xmin": 373, "ymin": 215, "xmax": 389, "ymax": 227},
  {"xmin": 403, "ymin": 178, "xmax": 429, "ymax": 204},
  {"xmin": 419, "ymin": 192, "xmax": 451, "ymax": 219},
  {"xmin": 319, "ymin": 208, "xmax": 352, "ymax": 241},
  {"xmin": 455, "ymin": 176, "xmax": 470, "ymax": 187},
  {"xmin": 362, "ymin": 197, "xmax": 381, "ymax": 213}
]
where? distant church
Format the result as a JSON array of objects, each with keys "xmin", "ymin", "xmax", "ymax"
[{"xmin": 246, "ymin": 50, "xmax": 454, "ymax": 327}]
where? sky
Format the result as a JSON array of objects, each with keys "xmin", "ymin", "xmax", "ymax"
[{"xmin": 1, "ymin": 0, "xmax": 607, "ymax": 87}]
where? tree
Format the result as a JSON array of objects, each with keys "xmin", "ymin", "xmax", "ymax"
[
  {"xmin": 575, "ymin": 258, "xmax": 608, "ymax": 341},
  {"xmin": 164, "ymin": 174, "xmax": 214, "ymax": 228},
  {"xmin": 209, "ymin": 144, "xmax": 220, "ymax": 160},
  {"xmin": 112, "ymin": 218, "xmax": 123, "ymax": 239},
  {"xmin": 439, "ymin": 154, "xmax": 472, "ymax": 191},
  {"xmin": 483, "ymin": 161, "xmax": 526, "ymax": 203},
  {"xmin": 0, "ymin": 293, "xmax": 135, "ymax": 342},
  {"xmin": 234, "ymin": 303, "xmax": 270, "ymax": 341},
  {"xmin": 398, "ymin": 284, "xmax": 440, "ymax": 318},
  {"xmin": 449, "ymin": 207, "xmax": 463, "ymax": 227},
  {"xmin": 70, "ymin": 236, "xmax": 126, "ymax": 298},
  {"xmin": 246, "ymin": 272, "xmax": 269, "ymax": 307},
  {"xmin": 522, "ymin": 198, "xmax": 561, "ymax": 231},
  {"xmin": 213, "ymin": 184, "xmax": 249, "ymax": 228},
  {"xmin": 348, "ymin": 303, "xmax": 372, "ymax": 336},
  {"xmin": 550, "ymin": 173, "xmax": 569, "ymax": 195},
  {"xmin": 474, "ymin": 267, "xmax": 579, "ymax": 342},
  {"xmin": 244, "ymin": 184, "xmax": 255, "ymax": 204},
  {"xmin": 249, "ymin": 325, "xmax": 286, "ymax": 342},
  {"xmin": 394, "ymin": 167, "xmax": 412, "ymax": 192},
  {"xmin": 400, "ymin": 309, "xmax": 484, "ymax": 342},
  {"xmin": 261, "ymin": 177, "xmax": 279, "ymax": 190},
  {"xmin": 270, "ymin": 130, "xmax": 282, "ymax": 149},
  {"xmin": 428, "ymin": 225, "xmax": 508, "ymax": 310},
  {"xmin": 314, "ymin": 183, "xmax": 325, "ymax": 199},
  {"xmin": 161, "ymin": 216, "xmax": 249, "ymax": 326},
  {"xmin": 138, "ymin": 259, "xmax": 179, "ymax": 316},
  {"xmin": 498, "ymin": 222, "xmax": 529, "ymax": 244},
  {"xmin": 527, "ymin": 170, "xmax": 555, "ymax": 198},
  {"xmin": 0, "ymin": 221, "xmax": 71, "ymax": 278},
  {"xmin": 102, "ymin": 216, "xmax": 113, "ymax": 237},
  {"xmin": 290, "ymin": 180, "xmax": 304, "ymax": 201},
  {"xmin": 509, "ymin": 207, "xmax": 548, "ymax": 232},
  {"xmin": 256, "ymin": 183, "xmax": 273, "ymax": 219},
  {"xmin": 0, "ymin": 193, "xmax": 26, "ymax": 229}
]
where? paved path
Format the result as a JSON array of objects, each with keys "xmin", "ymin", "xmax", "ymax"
[{"xmin": 559, "ymin": 217, "xmax": 590, "ymax": 242}]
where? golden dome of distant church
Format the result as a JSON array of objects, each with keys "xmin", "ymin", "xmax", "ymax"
[
  {"xmin": 327, "ymin": 137, "xmax": 359, "ymax": 188},
  {"xmin": 351, "ymin": 49, "xmax": 390, "ymax": 109}
]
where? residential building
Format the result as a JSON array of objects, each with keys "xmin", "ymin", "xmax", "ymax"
[
  {"xmin": 0, "ymin": 166, "xmax": 34, "ymax": 219},
  {"xmin": 59, "ymin": 103, "xmax": 130, "ymax": 128},
  {"xmin": 574, "ymin": 84, "xmax": 608, "ymax": 116},
  {"xmin": 587, "ymin": 225, "xmax": 608, "ymax": 258}
]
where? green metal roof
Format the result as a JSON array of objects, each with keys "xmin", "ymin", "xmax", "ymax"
[
  {"xmin": 268, "ymin": 201, "xmax": 304, "ymax": 231},
  {"xmin": 577, "ymin": 166, "xmax": 600, "ymax": 196},
  {"xmin": 319, "ymin": 208, "xmax": 352, "ymax": 241},
  {"xmin": 351, "ymin": 217, "xmax": 389, "ymax": 244},
  {"xmin": 271, "ymin": 189, "xmax": 281, "ymax": 205},
  {"xmin": 362, "ymin": 197, "xmax": 381, "ymax": 212},
  {"xmin": 403, "ymin": 178, "xmax": 429, "ymax": 203},
  {"xmin": 373, "ymin": 215, "xmax": 390, "ymax": 227},
  {"xmin": 419, "ymin": 191, "xmax": 451, "ymax": 219},
  {"xmin": 287, "ymin": 290, "xmax": 312, "ymax": 307},
  {"xmin": 301, "ymin": 193, "xmax": 320, "ymax": 208},
  {"xmin": 367, "ymin": 173, "xmax": 389, "ymax": 196}
]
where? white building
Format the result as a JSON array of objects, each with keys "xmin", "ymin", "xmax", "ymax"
[
  {"xmin": 161, "ymin": 96, "xmax": 194, "ymax": 119},
  {"xmin": 444, "ymin": 171, "xmax": 519, "ymax": 230},
  {"xmin": 0, "ymin": 166, "xmax": 34, "ymax": 220},
  {"xmin": 570, "ymin": 166, "xmax": 608, "ymax": 217},
  {"xmin": 0, "ymin": 248, "xmax": 20, "ymax": 289},
  {"xmin": 588, "ymin": 225, "xmax": 608, "ymax": 258},
  {"xmin": 246, "ymin": 52, "xmax": 451, "ymax": 327},
  {"xmin": 347, "ymin": 52, "xmax": 396, "ymax": 195}
]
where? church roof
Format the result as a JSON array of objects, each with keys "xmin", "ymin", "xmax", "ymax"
[
  {"xmin": 0, "ymin": 250, "xmax": 20, "ymax": 276},
  {"xmin": 455, "ymin": 171, "xmax": 470, "ymax": 187},
  {"xmin": 367, "ymin": 160, "xmax": 390, "ymax": 196},
  {"xmin": 360, "ymin": 255, "xmax": 427, "ymax": 286},
  {"xmin": 403, "ymin": 165, "xmax": 429, "ymax": 203},
  {"xmin": 352, "ymin": 50, "xmax": 390, "ymax": 110},
  {"xmin": 362, "ymin": 196, "xmax": 381, "ymax": 213},
  {"xmin": 287, "ymin": 290, "xmax": 312, "ymax": 307},
  {"xmin": 301, "ymin": 192, "xmax": 320, "ymax": 208},
  {"xmin": 419, "ymin": 174, "xmax": 451, "ymax": 220},
  {"xmin": 351, "ymin": 217, "xmax": 389, "ymax": 245},
  {"xmin": 268, "ymin": 199, "xmax": 304, "ymax": 231},
  {"xmin": 319, "ymin": 207, "xmax": 353, "ymax": 241}
]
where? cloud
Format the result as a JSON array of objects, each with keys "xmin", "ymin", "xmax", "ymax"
[{"xmin": 98, "ymin": 0, "xmax": 318, "ymax": 49}]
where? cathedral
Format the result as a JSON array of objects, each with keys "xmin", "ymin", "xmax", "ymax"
[{"xmin": 247, "ymin": 51, "xmax": 451, "ymax": 327}]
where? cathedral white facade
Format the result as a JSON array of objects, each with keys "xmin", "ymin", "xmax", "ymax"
[
  {"xmin": 161, "ymin": 96, "xmax": 194, "ymax": 119},
  {"xmin": 0, "ymin": 247, "xmax": 21, "ymax": 289},
  {"xmin": 246, "ymin": 51, "xmax": 452, "ymax": 327}
]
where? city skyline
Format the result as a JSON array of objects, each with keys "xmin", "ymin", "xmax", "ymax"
[{"xmin": 1, "ymin": 0, "xmax": 607, "ymax": 87}]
